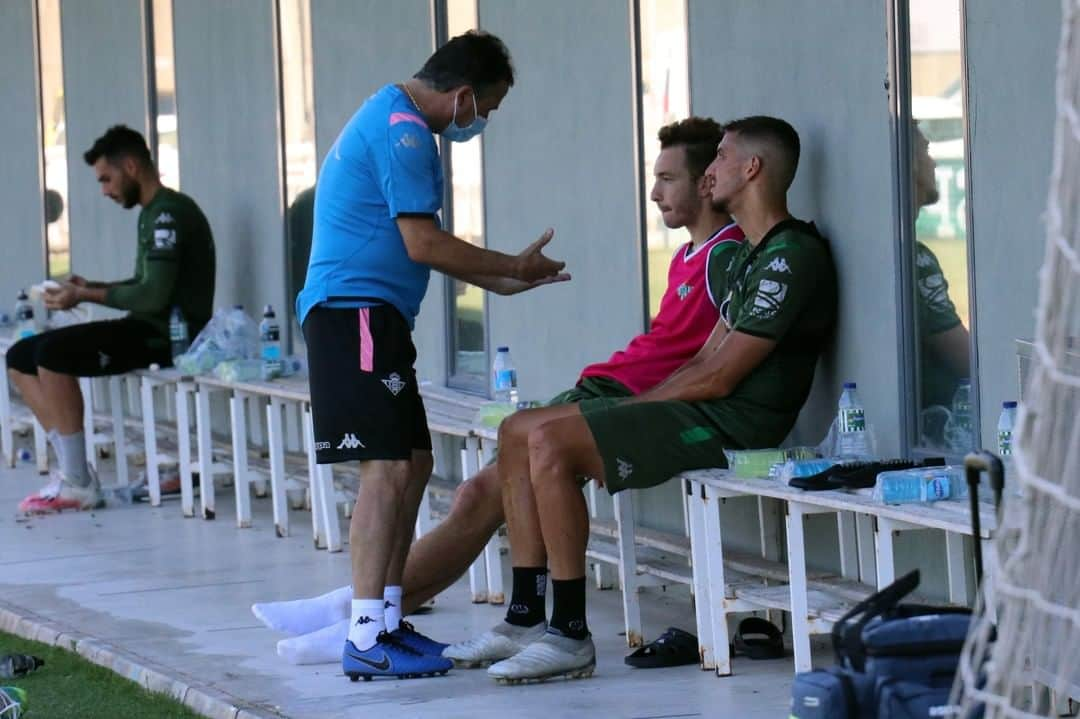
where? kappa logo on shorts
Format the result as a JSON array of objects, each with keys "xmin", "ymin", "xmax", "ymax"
[
  {"xmin": 337, "ymin": 433, "xmax": 365, "ymax": 450},
  {"xmin": 98, "ymin": 352, "xmax": 111, "ymax": 368},
  {"xmin": 616, "ymin": 458, "xmax": 634, "ymax": 481},
  {"xmin": 381, "ymin": 372, "xmax": 407, "ymax": 396}
]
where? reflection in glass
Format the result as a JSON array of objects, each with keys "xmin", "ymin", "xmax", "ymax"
[
  {"xmin": 908, "ymin": 0, "xmax": 973, "ymax": 451},
  {"xmin": 446, "ymin": 0, "xmax": 487, "ymax": 383},
  {"xmin": 151, "ymin": 0, "xmax": 179, "ymax": 190},
  {"xmin": 38, "ymin": 0, "xmax": 69, "ymax": 279},
  {"xmin": 278, "ymin": 0, "xmax": 317, "ymax": 339},
  {"xmin": 639, "ymin": 0, "xmax": 689, "ymax": 320}
]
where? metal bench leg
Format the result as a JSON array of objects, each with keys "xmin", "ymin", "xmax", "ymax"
[
  {"xmin": 687, "ymin": 480, "xmax": 716, "ymax": 671},
  {"xmin": 230, "ymin": 391, "xmax": 252, "ymax": 528},
  {"xmin": 108, "ymin": 376, "xmax": 129, "ymax": 487},
  {"xmin": 587, "ymin": 482, "xmax": 619, "ymax": 589},
  {"xmin": 0, "ymin": 353, "xmax": 13, "ymax": 467},
  {"xmin": 703, "ymin": 484, "xmax": 732, "ymax": 676},
  {"xmin": 285, "ymin": 401, "xmax": 301, "ymax": 453},
  {"xmin": 945, "ymin": 531, "xmax": 968, "ymax": 604},
  {"xmin": 855, "ymin": 514, "xmax": 876, "ymax": 583},
  {"xmin": 614, "ymin": 490, "xmax": 643, "ymax": 647},
  {"xmin": 267, "ymin": 398, "xmax": 289, "ymax": 537},
  {"xmin": 195, "ymin": 387, "xmax": 215, "ymax": 520},
  {"xmin": 461, "ymin": 445, "xmax": 488, "ymax": 603},
  {"xmin": 837, "ymin": 511, "xmax": 859, "ymax": 580},
  {"xmin": 79, "ymin": 378, "xmax": 96, "ymax": 472},
  {"xmin": 302, "ymin": 405, "xmax": 324, "ymax": 548},
  {"xmin": 758, "ymin": 496, "xmax": 784, "ymax": 628},
  {"xmin": 787, "ymin": 501, "xmax": 813, "ymax": 674},
  {"xmin": 875, "ymin": 516, "xmax": 898, "ymax": 588},
  {"xmin": 479, "ymin": 440, "xmax": 504, "ymax": 605},
  {"xmin": 140, "ymin": 378, "xmax": 161, "ymax": 506},
  {"xmin": 32, "ymin": 418, "xmax": 48, "ymax": 474},
  {"xmin": 176, "ymin": 382, "xmax": 195, "ymax": 517}
]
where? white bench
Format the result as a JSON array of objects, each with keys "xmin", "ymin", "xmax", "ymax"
[{"xmin": 682, "ymin": 468, "xmax": 998, "ymax": 676}]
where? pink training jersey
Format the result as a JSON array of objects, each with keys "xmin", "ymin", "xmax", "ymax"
[{"xmin": 580, "ymin": 222, "xmax": 745, "ymax": 394}]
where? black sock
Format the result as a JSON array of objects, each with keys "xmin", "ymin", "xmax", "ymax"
[
  {"xmin": 548, "ymin": 576, "xmax": 589, "ymax": 640},
  {"xmin": 505, "ymin": 566, "xmax": 548, "ymax": 627}
]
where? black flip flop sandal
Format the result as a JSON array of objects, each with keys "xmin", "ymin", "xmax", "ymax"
[
  {"xmin": 731, "ymin": 617, "xmax": 785, "ymax": 660},
  {"xmin": 624, "ymin": 627, "xmax": 699, "ymax": 668}
]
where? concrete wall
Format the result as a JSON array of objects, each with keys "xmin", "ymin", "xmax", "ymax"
[
  {"xmin": 172, "ymin": 0, "xmax": 283, "ymax": 319},
  {"xmin": 965, "ymin": 0, "xmax": 1060, "ymax": 443},
  {"xmin": 0, "ymin": 0, "xmax": 47, "ymax": 299},
  {"xmin": 61, "ymin": 0, "xmax": 149, "ymax": 304}
]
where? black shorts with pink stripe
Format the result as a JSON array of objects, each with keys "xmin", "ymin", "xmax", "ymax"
[{"xmin": 303, "ymin": 304, "xmax": 431, "ymax": 465}]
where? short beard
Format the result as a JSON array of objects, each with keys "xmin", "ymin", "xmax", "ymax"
[
  {"xmin": 121, "ymin": 179, "xmax": 141, "ymax": 209},
  {"xmin": 711, "ymin": 197, "xmax": 730, "ymax": 215}
]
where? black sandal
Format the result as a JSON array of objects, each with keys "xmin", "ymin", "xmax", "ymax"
[
  {"xmin": 624, "ymin": 627, "xmax": 699, "ymax": 668},
  {"xmin": 731, "ymin": 617, "xmax": 785, "ymax": 660}
]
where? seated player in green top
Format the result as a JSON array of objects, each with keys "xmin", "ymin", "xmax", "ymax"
[
  {"xmin": 477, "ymin": 115, "xmax": 839, "ymax": 684},
  {"xmin": 8, "ymin": 125, "xmax": 216, "ymax": 514}
]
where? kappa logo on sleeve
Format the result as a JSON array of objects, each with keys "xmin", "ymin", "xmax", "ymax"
[
  {"xmin": 396, "ymin": 133, "xmax": 421, "ymax": 149},
  {"xmin": 155, "ymin": 212, "xmax": 175, "ymax": 225},
  {"xmin": 765, "ymin": 256, "xmax": 791, "ymax": 274}
]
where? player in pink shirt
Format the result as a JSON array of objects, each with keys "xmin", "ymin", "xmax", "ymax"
[{"xmin": 251, "ymin": 117, "xmax": 743, "ymax": 666}]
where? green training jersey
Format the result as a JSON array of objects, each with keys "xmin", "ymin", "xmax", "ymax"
[
  {"xmin": 704, "ymin": 218, "xmax": 838, "ymax": 448},
  {"xmin": 105, "ymin": 187, "xmax": 215, "ymax": 341}
]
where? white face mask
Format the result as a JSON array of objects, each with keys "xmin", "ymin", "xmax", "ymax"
[{"xmin": 441, "ymin": 92, "xmax": 487, "ymax": 142}]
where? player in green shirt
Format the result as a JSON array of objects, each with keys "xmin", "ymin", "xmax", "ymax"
[
  {"xmin": 8, "ymin": 125, "xmax": 215, "ymax": 514},
  {"xmin": 476, "ymin": 115, "xmax": 838, "ymax": 684}
]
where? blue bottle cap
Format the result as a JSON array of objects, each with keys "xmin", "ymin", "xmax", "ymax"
[
  {"xmin": 1003, "ymin": 401, "xmax": 1017, "ymax": 409},
  {"xmin": 497, "ymin": 346, "xmax": 509, "ymax": 353},
  {"xmin": 843, "ymin": 382, "xmax": 856, "ymax": 389}
]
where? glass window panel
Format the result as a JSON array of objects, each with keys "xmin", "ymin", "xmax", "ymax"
[
  {"xmin": 445, "ymin": 0, "xmax": 487, "ymax": 386},
  {"xmin": 908, "ymin": 0, "xmax": 974, "ymax": 452},
  {"xmin": 279, "ymin": 0, "xmax": 316, "ymax": 343},
  {"xmin": 639, "ymin": 0, "xmax": 689, "ymax": 321},
  {"xmin": 151, "ymin": 0, "xmax": 179, "ymax": 190},
  {"xmin": 38, "ymin": 0, "xmax": 69, "ymax": 279}
]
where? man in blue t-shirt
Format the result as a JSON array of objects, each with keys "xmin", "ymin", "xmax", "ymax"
[{"xmin": 298, "ymin": 30, "xmax": 568, "ymax": 681}]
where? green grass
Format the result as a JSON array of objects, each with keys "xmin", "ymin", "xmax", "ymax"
[{"xmin": 0, "ymin": 631, "xmax": 203, "ymax": 719}]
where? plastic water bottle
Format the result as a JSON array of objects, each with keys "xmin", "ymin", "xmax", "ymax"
[
  {"xmin": 998, "ymin": 400, "xmax": 1017, "ymax": 478},
  {"xmin": 874, "ymin": 467, "xmax": 962, "ymax": 505},
  {"xmin": 837, "ymin": 382, "xmax": 869, "ymax": 459},
  {"xmin": 169, "ymin": 306, "xmax": 189, "ymax": 360},
  {"xmin": 0, "ymin": 654, "xmax": 42, "ymax": 679},
  {"xmin": 492, "ymin": 346, "xmax": 518, "ymax": 404},
  {"xmin": 259, "ymin": 304, "xmax": 283, "ymax": 380},
  {"xmin": 949, "ymin": 379, "xmax": 974, "ymax": 452},
  {"xmin": 14, "ymin": 290, "xmax": 34, "ymax": 340}
]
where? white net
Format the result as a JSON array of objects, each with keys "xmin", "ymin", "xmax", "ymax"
[{"xmin": 953, "ymin": 0, "xmax": 1080, "ymax": 715}]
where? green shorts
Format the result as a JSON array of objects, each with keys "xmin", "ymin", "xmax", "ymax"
[
  {"xmin": 546, "ymin": 375, "xmax": 634, "ymax": 406},
  {"xmin": 580, "ymin": 399, "xmax": 737, "ymax": 495}
]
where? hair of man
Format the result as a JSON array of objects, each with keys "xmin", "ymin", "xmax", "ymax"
[
  {"xmin": 722, "ymin": 115, "xmax": 801, "ymax": 192},
  {"xmin": 414, "ymin": 29, "xmax": 515, "ymax": 100},
  {"xmin": 658, "ymin": 116, "xmax": 725, "ymax": 180},
  {"xmin": 82, "ymin": 124, "xmax": 153, "ymax": 169}
]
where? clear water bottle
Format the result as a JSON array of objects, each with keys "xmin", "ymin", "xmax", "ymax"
[
  {"xmin": 874, "ymin": 466, "xmax": 962, "ymax": 505},
  {"xmin": 0, "ymin": 653, "xmax": 42, "ymax": 679},
  {"xmin": 998, "ymin": 400, "xmax": 1017, "ymax": 477},
  {"xmin": 169, "ymin": 306, "xmax": 189, "ymax": 360},
  {"xmin": 259, "ymin": 304, "xmax": 283, "ymax": 380},
  {"xmin": 14, "ymin": 290, "xmax": 34, "ymax": 340},
  {"xmin": 948, "ymin": 379, "xmax": 974, "ymax": 452},
  {"xmin": 837, "ymin": 382, "xmax": 869, "ymax": 459},
  {"xmin": 492, "ymin": 346, "xmax": 518, "ymax": 404}
]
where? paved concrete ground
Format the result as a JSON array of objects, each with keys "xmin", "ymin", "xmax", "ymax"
[{"xmin": 0, "ymin": 448, "xmax": 804, "ymax": 719}]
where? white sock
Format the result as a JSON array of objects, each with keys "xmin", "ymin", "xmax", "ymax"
[
  {"xmin": 276, "ymin": 618, "xmax": 348, "ymax": 665},
  {"xmin": 58, "ymin": 432, "xmax": 91, "ymax": 487},
  {"xmin": 383, "ymin": 586, "xmax": 403, "ymax": 632},
  {"xmin": 347, "ymin": 598, "xmax": 385, "ymax": 650},
  {"xmin": 251, "ymin": 584, "xmax": 352, "ymax": 636},
  {"xmin": 47, "ymin": 429, "xmax": 64, "ymax": 465}
]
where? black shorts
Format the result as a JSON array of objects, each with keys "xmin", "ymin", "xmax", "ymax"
[
  {"xmin": 303, "ymin": 304, "xmax": 431, "ymax": 465},
  {"xmin": 5, "ymin": 317, "xmax": 171, "ymax": 377}
]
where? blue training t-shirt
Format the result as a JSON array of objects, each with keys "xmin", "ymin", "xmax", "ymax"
[{"xmin": 296, "ymin": 84, "xmax": 443, "ymax": 329}]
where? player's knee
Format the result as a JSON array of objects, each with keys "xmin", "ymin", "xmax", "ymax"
[
  {"xmin": 527, "ymin": 424, "xmax": 571, "ymax": 480},
  {"xmin": 497, "ymin": 410, "xmax": 529, "ymax": 449},
  {"xmin": 452, "ymin": 468, "xmax": 501, "ymax": 518}
]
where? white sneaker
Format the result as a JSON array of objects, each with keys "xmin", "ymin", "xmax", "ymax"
[
  {"xmin": 487, "ymin": 631, "xmax": 596, "ymax": 684},
  {"xmin": 18, "ymin": 469, "xmax": 103, "ymax": 514},
  {"xmin": 442, "ymin": 621, "xmax": 547, "ymax": 668}
]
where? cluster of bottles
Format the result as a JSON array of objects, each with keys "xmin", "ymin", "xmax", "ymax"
[
  {"xmin": 169, "ymin": 303, "xmax": 285, "ymax": 381},
  {"xmin": 835, "ymin": 380, "xmax": 1018, "ymax": 505}
]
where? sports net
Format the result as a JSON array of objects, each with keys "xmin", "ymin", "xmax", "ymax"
[{"xmin": 953, "ymin": 1, "xmax": 1080, "ymax": 715}]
